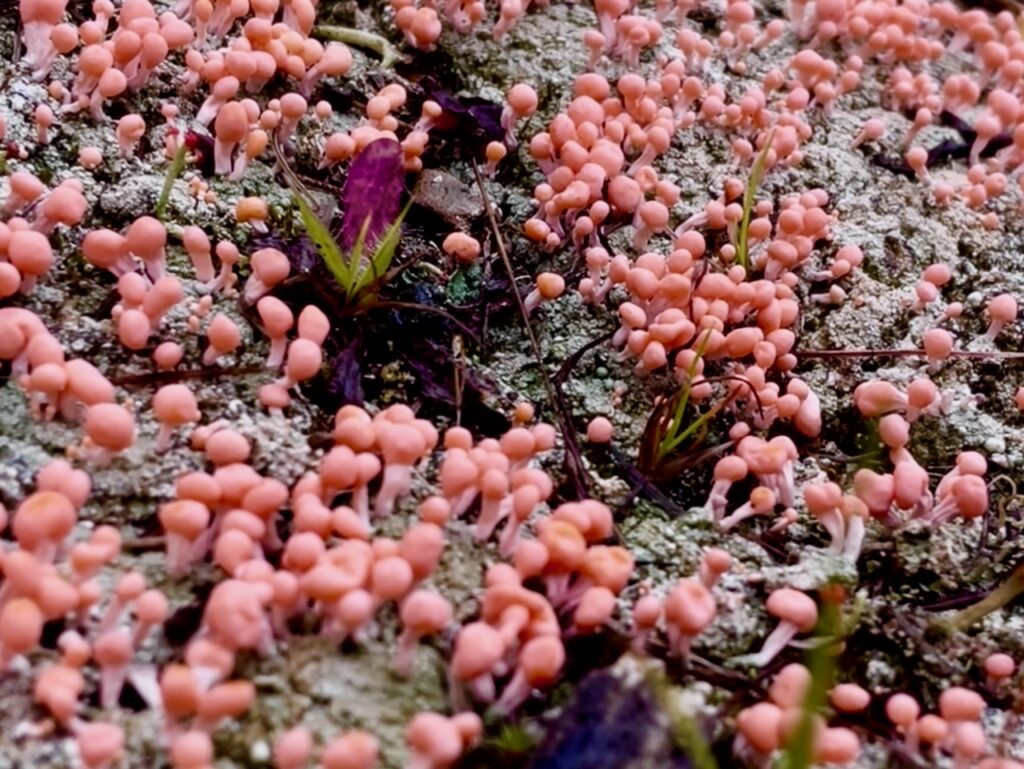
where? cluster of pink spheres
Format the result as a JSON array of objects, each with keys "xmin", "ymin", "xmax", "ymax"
[{"xmin": 2, "ymin": 0, "xmax": 1024, "ymax": 758}]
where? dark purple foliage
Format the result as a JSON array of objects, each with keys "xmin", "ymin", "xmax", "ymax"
[
  {"xmin": 339, "ymin": 138, "xmax": 405, "ymax": 252},
  {"xmin": 327, "ymin": 338, "xmax": 364, "ymax": 405},
  {"xmin": 251, "ymin": 231, "xmax": 320, "ymax": 275},
  {"xmin": 184, "ymin": 130, "xmax": 216, "ymax": 177},
  {"xmin": 872, "ymin": 110, "xmax": 1012, "ymax": 178},
  {"xmin": 425, "ymin": 89, "xmax": 505, "ymax": 160}
]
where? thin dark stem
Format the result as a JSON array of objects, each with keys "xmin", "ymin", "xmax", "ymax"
[
  {"xmin": 109, "ymin": 364, "xmax": 270, "ymax": 387},
  {"xmin": 453, "ymin": 335, "xmax": 465, "ymax": 426},
  {"xmin": 471, "ymin": 161, "xmax": 588, "ymax": 498},
  {"xmin": 553, "ymin": 330, "xmax": 615, "ymax": 386},
  {"xmin": 353, "ymin": 301, "xmax": 480, "ymax": 343},
  {"xmin": 932, "ymin": 564, "xmax": 1024, "ymax": 635}
]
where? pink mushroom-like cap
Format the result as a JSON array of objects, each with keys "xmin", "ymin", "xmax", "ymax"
[
  {"xmin": 8, "ymin": 230, "xmax": 53, "ymax": 289},
  {"xmin": 399, "ymin": 589, "xmax": 452, "ymax": 637},
  {"xmin": 0, "ymin": 598, "xmax": 44, "ymax": 657},
  {"xmin": 13, "ymin": 490, "xmax": 75, "ymax": 554},
  {"xmin": 406, "ymin": 713, "xmax": 464, "ymax": 769},
  {"xmin": 766, "ymin": 588, "xmax": 817, "ymax": 631},
  {"xmin": 814, "ymin": 727, "xmax": 860, "ymax": 765},
  {"xmin": 272, "ymin": 727, "xmax": 312, "ymax": 769},
  {"xmin": 135, "ymin": 588, "xmax": 168, "ymax": 624},
  {"xmin": 585, "ymin": 416, "xmax": 613, "ymax": 443},
  {"xmin": 370, "ymin": 555, "xmax": 413, "ymax": 603},
  {"xmin": 281, "ymin": 338, "xmax": 322, "ymax": 387},
  {"xmin": 664, "ymin": 579, "xmax": 716, "ymax": 636},
  {"xmin": 203, "ymin": 314, "xmax": 241, "ymax": 365},
  {"xmin": 182, "ymin": 226, "xmax": 215, "ymax": 283},
  {"xmin": 984, "ymin": 652, "xmax": 1015, "ymax": 680},
  {"xmin": 153, "ymin": 342, "xmax": 184, "ymax": 370},
  {"xmin": 938, "ymin": 686, "xmax": 986, "ymax": 722},
  {"xmin": 37, "ymin": 459, "xmax": 91, "ymax": 509},
  {"xmin": 169, "ymin": 731, "xmax": 212, "ymax": 769},
  {"xmin": 244, "ymin": 247, "xmax": 290, "ymax": 303},
  {"xmin": 77, "ymin": 722, "xmax": 124, "ymax": 769},
  {"xmin": 6, "ymin": 171, "xmax": 46, "ymax": 213},
  {"xmin": 297, "ymin": 304, "xmax": 330, "ymax": 344},
  {"xmin": 916, "ymin": 714, "xmax": 948, "ymax": 745},
  {"xmin": 885, "ymin": 693, "xmax": 920, "ymax": 727},
  {"xmin": 84, "ymin": 403, "xmax": 136, "ymax": 452},
  {"xmin": 159, "ymin": 500, "xmax": 210, "ymax": 542},
  {"xmin": 153, "ymin": 384, "xmax": 199, "ymax": 427},
  {"xmin": 507, "ymin": 83, "xmax": 538, "ymax": 116},
  {"xmin": 451, "ymin": 622, "xmax": 503, "ymax": 681},
  {"xmin": 320, "ymin": 731, "xmax": 379, "ymax": 769},
  {"xmin": 768, "ymin": 663, "xmax": 811, "ymax": 708},
  {"xmin": 442, "ymin": 232, "xmax": 481, "ymax": 263},
  {"xmin": 988, "ymin": 293, "xmax": 1018, "ymax": 323},
  {"xmin": 204, "ymin": 428, "xmax": 251, "ymax": 466},
  {"xmin": 735, "ymin": 702, "xmax": 782, "ymax": 753},
  {"xmin": 125, "ymin": 215, "xmax": 167, "ymax": 274},
  {"xmin": 830, "ymin": 683, "xmax": 871, "ymax": 713}
]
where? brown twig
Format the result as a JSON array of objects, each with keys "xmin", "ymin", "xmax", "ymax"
[
  {"xmin": 120, "ymin": 536, "xmax": 166, "ymax": 552},
  {"xmin": 930, "ymin": 563, "xmax": 1024, "ymax": 635},
  {"xmin": 453, "ymin": 334, "xmax": 465, "ymax": 426},
  {"xmin": 109, "ymin": 364, "xmax": 270, "ymax": 387}
]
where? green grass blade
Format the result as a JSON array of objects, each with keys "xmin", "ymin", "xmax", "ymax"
[
  {"xmin": 293, "ymin": 190, "xmax": 353, "ymax": 291},
  {"xmin": 655, "ymin": 331, "xmax": 711, "ymax": 463},
  {"xmin": 155, "ymin": 143, "xmax": 187, "ymax": 220},
  {"xmin": 735, "ymin": 130, "xmax": 774, "ymax": 270},
  {"xmin": 782, "ymin": 599, "xmax": 840, "ymax": 769},
  {"xmin": 272, "ymin": 134, "xmax": 354, "ymax": 294},
  {"xmin": 352, "ymin": 200, "xmax": 413, "ymax": 298},
  {"xmin": 649, "ymin": 669, "xmax": 720, "ymax": 769},
  {"xmin": 673, "ymin": 714, "xmax": 719, "ymax": 769},
  {"xmin": 345, "ymin": 215, "xmax": 372, "ymax": 301}
]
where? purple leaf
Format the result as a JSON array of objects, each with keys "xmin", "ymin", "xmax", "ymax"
[
  {"xmin": 426, "ymin": 88, "xmax": 505, "ymax": 160},
  {"xmin": 339, "ymin": 138, "xmax": 405, "ymax": 252},
  {"xmin": 327, "ymin": 338, "xmax": 363, "ymax": 405},
  {"xmin": 251, "ymin": 231, "xmax": 320, "ymax": 274}
]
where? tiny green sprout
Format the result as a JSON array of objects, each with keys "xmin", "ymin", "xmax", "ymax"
[
  {"xmin": 667, "ymin": 706, "xmax": 718, "ymax": 769},
  {"xmin": 276, "ymin": 137, "xmax": 411, "ymax": 306},
  {"xmin": 640, "ymin": 332, "xmax": 715, "ymax": 474},
  {"xmin": 155, "ymin": 143, "xmax": 187, "ymax": 220},
  {"xmin": 486, "ymin": 722, "xmax": 535, "ymax": 755},
  {"xmin": 734, "ymin": 129, "xmax": 774, "ymax": 270},
  {"xmin": 648, "ymin": 666, "xmax": 718, "ymax": 769},
  {"xmin": 781, "ymin": 593, "xmax": 842, "ymax": 769},
  {"xmin": 292, "ymin": 188, "xmax": 411, "ymax": 305}
]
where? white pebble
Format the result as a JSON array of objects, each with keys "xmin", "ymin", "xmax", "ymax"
[
  {"xmin": 250, "ymin": 740, "xmax": 270, "ymax": 763},
  {"xmin": 984, "ymin": 436, "xmax": 1006, "ymax": 454}
]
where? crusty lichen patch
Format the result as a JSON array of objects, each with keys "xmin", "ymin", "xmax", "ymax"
[{"xmin": 3, "ymin": 0, "xmax": 1024, "ymax": 762}]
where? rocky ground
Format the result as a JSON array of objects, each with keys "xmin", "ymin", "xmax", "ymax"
[{"xmin": 2, "ymin": 0, "xmax": 1024, "ymax": 766}]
